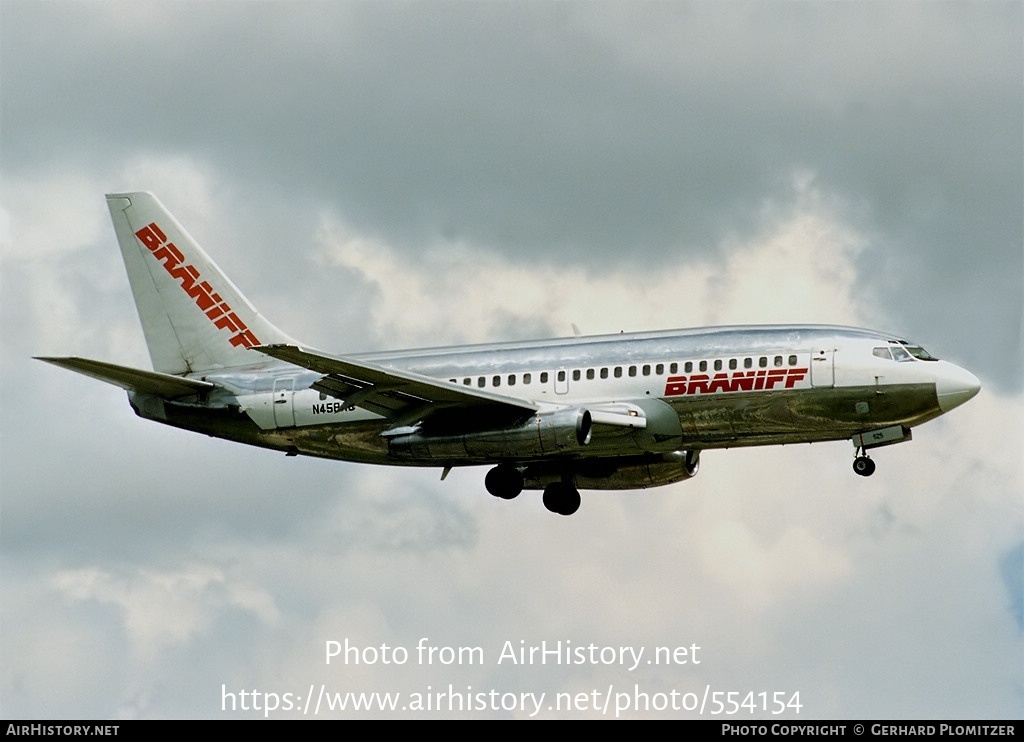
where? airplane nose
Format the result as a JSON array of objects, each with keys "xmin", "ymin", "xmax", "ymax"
[{"xmin": 936, "ymin": 363, "xmax": 981, "ymax": 412}]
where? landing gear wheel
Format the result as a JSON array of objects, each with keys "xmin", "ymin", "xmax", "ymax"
[
  {"xmin": 853, "ymin": 455, "xmax": 876, "ymax": 477},
  {"xmin": 542, "ymin": 482, "xmax": 581, "ymax": 516},
  {"xmin": 485, "ymin": 465, "xmax": 523, "ymax": 499}
]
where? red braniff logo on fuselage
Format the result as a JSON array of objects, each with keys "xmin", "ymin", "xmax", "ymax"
[
  {"xmin": 134, "ymin": 222, "xmax": 260, "ymax": 350},
  {"xmin": 664, "ymin": 367, "xmax": 808, "ymax": 396}
]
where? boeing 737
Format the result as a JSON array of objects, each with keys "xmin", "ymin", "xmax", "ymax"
[{"xmin": 36, "ymin": 192, "xmax": 981, "ymax": 515}]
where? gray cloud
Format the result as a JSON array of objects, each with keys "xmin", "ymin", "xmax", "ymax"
[
  {"xmin": 4, "ymin": 1, "xmax": 1018, "ymax": 386},
  {"xmin": 1, "ymin": 0, "xmax": 1020, "ymax": 719}
]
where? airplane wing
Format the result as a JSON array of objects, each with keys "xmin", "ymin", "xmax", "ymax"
[
  {"xmin": 35, "ymin": 357, "xmax": 214, "ymax": 397},
  {"xmin": 253, "ymin": 344, "xmax": 539, "ymax": 428}
]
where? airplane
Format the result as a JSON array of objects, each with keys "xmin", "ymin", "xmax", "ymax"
[{"xmin": 36, "ymin": 192, "xmax": 982, "ymax": 516}]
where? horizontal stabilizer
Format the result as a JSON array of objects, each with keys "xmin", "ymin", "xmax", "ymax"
[{"xmin": 35, "ymin": 357, "xmax": 214, "ymax": 398}]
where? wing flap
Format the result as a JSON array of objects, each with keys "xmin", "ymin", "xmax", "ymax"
[
  {"xmin": 35, "ymin": 357, "xmax": 214, "ymax": 398},
  {"xmin": 254, "ymin": 344, "xmax": 538, "ymax": 423}
]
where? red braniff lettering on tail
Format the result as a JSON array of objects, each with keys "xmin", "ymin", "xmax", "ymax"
[{"xmin": 134, "ymin": 223, "xmax": 260, "ymax": 349}]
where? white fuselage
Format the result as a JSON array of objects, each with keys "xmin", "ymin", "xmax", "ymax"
[{"xmin": 140, "ymin": 324, "xmax": 978, "ymax": 480}]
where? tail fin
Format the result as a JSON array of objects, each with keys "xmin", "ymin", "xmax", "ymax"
[{"xmin": 107, "ymin": 192, "xmax": 297, "ymax": 374}]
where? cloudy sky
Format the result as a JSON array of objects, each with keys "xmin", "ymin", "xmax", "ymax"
[{"xmin": 1, "ymin": 1, "xmax": 1020, "ymax": 719}]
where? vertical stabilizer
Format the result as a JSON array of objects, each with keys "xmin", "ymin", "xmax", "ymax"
[{"xmin": 107, "ymin": 192, "xmax": 295, "ymax": 374}]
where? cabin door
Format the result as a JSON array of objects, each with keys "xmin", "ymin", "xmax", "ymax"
[
  {"xmin": 810, "ymin": 349, "xmax": 835, "ymax": 388},
  {"xmin": 273, "ymin": 377, "xmax": 296, "ymax": 428}
]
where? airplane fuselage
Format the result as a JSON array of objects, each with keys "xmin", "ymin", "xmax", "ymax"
[{"xmin": 132, "ymin": 324, "xmax": 976, "ymax": 475}]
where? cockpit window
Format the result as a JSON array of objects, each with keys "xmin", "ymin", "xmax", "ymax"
[
  {"xmin": 902, "ymin": 345, "xmax": 938, "ymax": 361},
  {"xmin": 890, "ymin": 345, "xmax": 912, "ymax": 362},
  {"xmin": 876, "ymin": 341, "xmax": 939, "ymax": 362}
]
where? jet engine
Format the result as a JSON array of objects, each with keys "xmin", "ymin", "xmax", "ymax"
[{"xmin": 387, "ymin": 407, "xmax": 593, "ymax": 460}]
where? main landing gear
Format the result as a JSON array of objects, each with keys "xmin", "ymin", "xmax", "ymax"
[
  {"xmin": 541, "ymin": 481, "xmax": 581, "ymax": 516},
  {"xmin": 852, "ymin": 450, "xmax": 876, "ymax": 477},
  {"xmin": 484, "ymin": 464, "xmax": 581, "ymax": 516},
  {"xmin": 484, "ymin": 464, "xmax": 523, "ymax": 500}
]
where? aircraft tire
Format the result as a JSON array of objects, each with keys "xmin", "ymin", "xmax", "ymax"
[
  {"xmin": 853, "ymin": 456, "xmax": 876, "ymax": 477},
  {"xmin": 485, "ymin": 465, "xmax": 523, "ymax": 499},
  {"xmin": 559, "ymin": 487, "xmax": 581, "ymax": 516},
  {"xmin": 542, "ymin": 482, "xmax": 581, "ymax": 516}
]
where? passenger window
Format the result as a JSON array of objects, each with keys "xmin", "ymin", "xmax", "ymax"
[
  {"xmin": 523, "ymin": 373, "xmax": 532, "ymax": 384},
  {"xmin": 714, "ymin": 360, "xmax": 722, "ymax": 371},
  {"xmin": 642, "ymin": 364, "xmax": 651, "ymax": 376},
  {"xmin": 557, "ymin": 370, "xmax": 566, "ymax": 382},
  {"xmin": 463, "ymin": 378, "xmax": 471, "ymax": 386},
  {"xmin": 600, "ymin": 368, "xmax": 608, "ymax": 379},
  {"xmin": 493, "ymin": 375, "xmax": 501, "ymax": 387},
  {"xmin": 508, "ymin": 374, "xmax": 516, "ymax": 386},
  {"xmin": 540, "ymin": 372, "xmax": 549, "ymax": 383},
  {"xmin": 614, "ymin": 367, "xmax": 623, "ymax": 378},
  {"xmin": 628, "ymin": 366, "xmax": 637, "ymax": 377},
  {"xmin": 744, "ymin": 357, "xmax": 752, "ymax": 369},
  {"xmin": 477, "ymin": 377, "xmax": 485, "ymax": 388},
  {"xmin": 774, "ymin": 356, "xmax": 783, "ymax": 367},
  {"xmin": 759, "ymin": 357, "xmax": 768, "ymax": 368},
  {"xmin": 670, "ymin": 363, "xmax": 678, "ymax": 374},
  {"xmin": 699, "ymin": 361, "xmax": 707, "ymax": 372},
  {"xmin": 655, "ymin": 364, "xmax": 664, "ymax": 375},
  {"xmin": 729, "ymin": 359, "xmax": 737, "ymax": 370},
  {"xmin": 684, "ymin": 362, "xmax": 692, "ymax": 373},
  {"xmin": 572, "ymin": 370, "xmax": 580, "ymax": 381},
  {"xmin": 788, "ymin": 355, "xmax": 797, "ymax": 366}
]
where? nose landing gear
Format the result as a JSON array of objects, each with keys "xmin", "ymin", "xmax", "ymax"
[
  {"xmin": 853, "ymin": 450, "xmax": 876, "ymax": 477},
  {"xmin": 850, "ymin": 425, "xmax": 913, "ymax": 477}
]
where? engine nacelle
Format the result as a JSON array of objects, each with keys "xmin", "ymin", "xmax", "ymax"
[{"xmin": 388, "ymin": 408, "xmax": 592, "ymax": 460}]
